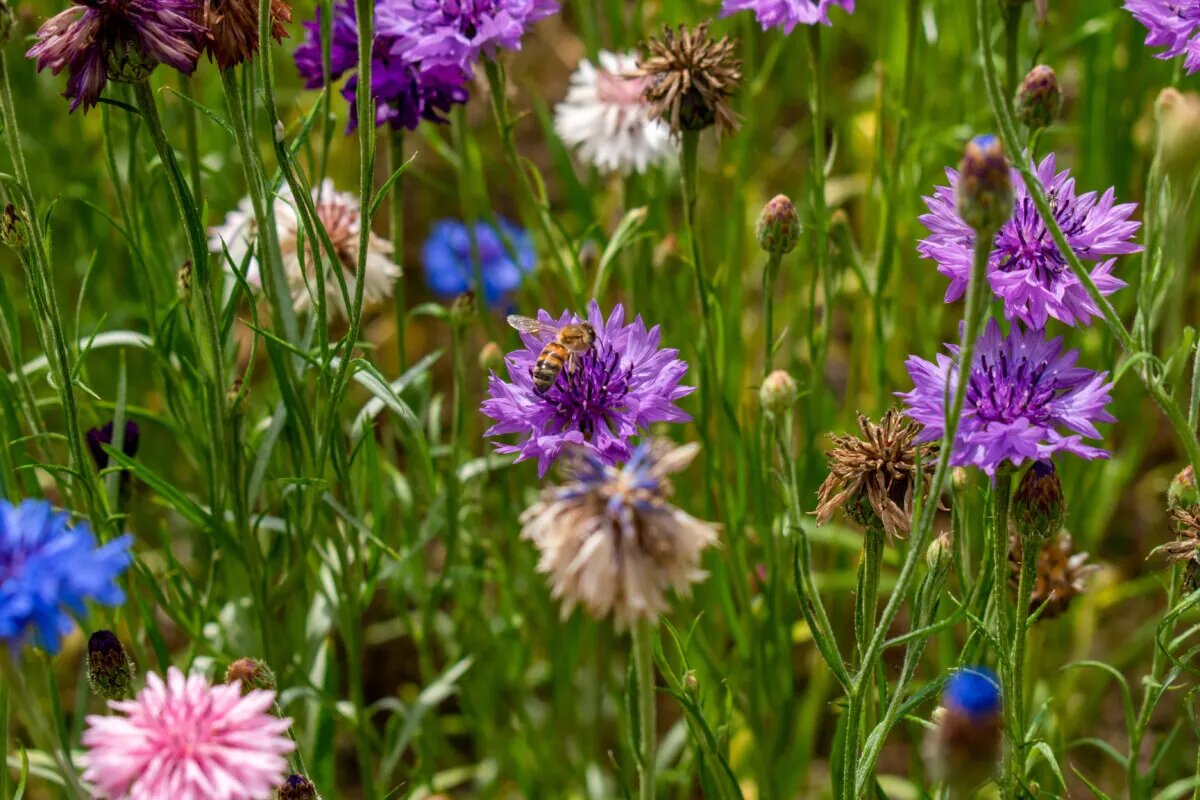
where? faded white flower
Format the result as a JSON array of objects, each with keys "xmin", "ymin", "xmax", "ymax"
[
  {"xmin": 209, "ymin": 179, "xmax": 400, "ymax": 319},
  {"xmin": 520, "ymin": 439, "xmax": 718, "ymax": 628},
  {"xmin": 553, "ymin": 50, "xmax": 674, "ymax": 176}
]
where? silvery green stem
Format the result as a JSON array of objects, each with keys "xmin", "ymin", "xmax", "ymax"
[
  {"xmin": 389, "ymin": 130, "xmax": 408, "ymax": 372},
  {"xmin": 1011, "ymin": 532, "xmax": 1040, "ymax": 776},
  {"xmin": 806, "ymin": 24, "xmax": 832, "ymax": 370},
  {"xmin": 989, "ymin": 473, "xmax": 1015, "ymax": 793},
  {"xmin": 631, "ymin": 619, "xmax": 657, "ymax": 800},
  {"xmin": 763, "ymin": 251, "xmax": 782, "ymax": 373}
]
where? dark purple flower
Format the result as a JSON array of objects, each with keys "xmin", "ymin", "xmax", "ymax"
[
  {"xmin": 293, "ymin": 0, "xmax": 469, "ymax": 132},
  {"xmin": 386, "ymin": 0, "xmax": 560, "ymax": 75},
  {"xmin": 27, "ymin": 0, "xmax": 205, "ymax": 112},
  {"xmin": 482, "ymin": 302, "xmax": 693, "ymax": 476},
  {"xmin": 720, "ymin": 0, "xmax": 854, "ymax": 31},
  {"xmin": 1125, "ymin": 1, "xmax": 1200, "ymax": 75},
  {"xmin": 919, "ymin": 153, "xmax": 1141, "ymax": 329},
  {"xmin": 86, "ymin": 420, "xmax": 141, "ymax": 470},
  {"xmin": 899, "ymin": 319, "xmax": 1114, "ymax": 477}
]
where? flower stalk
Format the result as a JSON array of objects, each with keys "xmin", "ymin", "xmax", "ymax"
[{"xmin": 631, "ymin": 619, "xmax": 657, "ymax": 800}]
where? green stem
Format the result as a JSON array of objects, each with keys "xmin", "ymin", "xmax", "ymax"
[
  {"xmin": 0, "ymin": 674, "xmax": 8, "ymax": 800},
  {"xmin": 389, "ymin": 130, "xmax": 407, "ymax": 372},
  {"xmin": 1011, "ymin": 532, "xmax": 1040, "ymax": 777},
  {"xmin": 805, "ymin": 24, "xmax": 831, "ymax": 371},
  {"xmin": 632, "ymin": 620, "xmax": 657, "ymax": 800},
  {"xmin": 2, "ymin": 659, "xmax": 87, "ymax": 799},
  {"xmin": 1002, "ymin": 3, "xmax": 1022, "ymax": 106},
  {"xmin": 990, "ymin": 474, "xmax": 1015, "ymax": 794},
  {"xmin": 763, "ymin": 252, "xmax": 781, "ymax": 373}
]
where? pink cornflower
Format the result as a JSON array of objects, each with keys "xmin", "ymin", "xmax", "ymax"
[{"xmin": 83, "ymin": 667, "xmax": 294, "ymax": 800}]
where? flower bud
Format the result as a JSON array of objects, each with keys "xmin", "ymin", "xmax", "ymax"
[
  {"xmin": 684, "ymin": 670, "xmax": 700, "ymax": 694},
  {"xmin": 451, "ymin": 290, "xmax": 476, "ymax": 326},
  {"xmin": 105, "ymin": 38, "xmax": 157, "ymax": 84},
  {"xmin": 951, "ymin": 467, "xmax": 970, "ymax": 492},
  {"xmin": 1014, "ymin": 65, "xmax": 1061, "ymax": 131},
  {"xmin": 956, "ymin": 134, "xmax": 1013, "ymax": 235},
  {"xmin": 925, "ymin": 531, "xmax": 953, "ymax": 571},
  {"xmin": 1168, "ymin": 465, "xmax": 1198, "ymax": 511},
  {"xmin": 225, "ymin": 657, "xmax": 276, "ymax": 694},
  {"xmin": 1155, "ymin": 88, "xmax": 1200, "ymax": 178},
  {"xmin": 760, "ymin": 370, "xmax": 798, "ymax": 416},
  {"xmin": 87, "ymin": 630, "xmax": 136, "ymax": 700},
  {"xmin": 756, "ymin": 194, "xmax": 801, "ymax": 256},
  {"xmin": 177, "ymin": 260, "xmax": 193, "ymax": 302},
  {"xmin": 1013, "ymin": 460, "xmax": 1064, "ymax": 541},
  {"xmin": 276, "ymin": 774, "xmax": 320, "ymax": 800},
  {"xmin": 1, "ymin": 203, "xmax": 27, "ymax": 249},
  {"xmin": 479, "ymin": 341, "xmax": 505, "ymax": 373},
  {"xmin": 925, "ymin": 667, "xmax": 1002, "ymax": 791},
  {"xmin": 226, "ymin": 378, "xmax": 246, "ymax": 415}
]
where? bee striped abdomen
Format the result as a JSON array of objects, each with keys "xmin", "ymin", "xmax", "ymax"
[{"xmin": 532, "ymin": 341, "xmax": 569, "ymax": 393}]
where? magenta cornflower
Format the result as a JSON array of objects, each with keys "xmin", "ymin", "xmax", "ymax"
[
  {"xmin": 899, "ymin": 319, "xmax": 1114, "ymax": 477},
  {"xmin": 481, "ymin": 301, "xmax": 693, "ymax": 476},
  {"xmin": 720, "ymin": 0, "xmax": 854, "ymax": 31},
  {"xmin": 83, "ymin": 667, "xmax": 294, "ymax": 800},
  {"xmin": 1125, "ymin": 1, "xmax": 1200, "ymax": 75},
  {"xmin": 919, "ymin": 153, "xmax": 1140, "ymax": 329},
  {"xmin": 27, "ymin": 0, "xmax": 205, "ymax": 112}
]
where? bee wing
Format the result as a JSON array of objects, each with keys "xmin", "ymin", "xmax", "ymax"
[{"xmin": 507, "ymin": 315, "xmax": 559, "ymax": 338}]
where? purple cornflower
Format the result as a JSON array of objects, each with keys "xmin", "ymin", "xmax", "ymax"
[
  {"xmin": 899, "ymin": 319, "xmax": 1114, "ymax": 477},
  {"xmin": 720, "ymin": 0, "xmax": 854, "ymax": 31},
  {"xmin": 387, "ymin": 0, "xmax": 560, "ymax": 75},
  {"xmin": 482, "ymin": 302, "xmax": 693, "ymax": 476},
  {"xmin": 0, "ymin": 499, "xmax": 132, "ymax": 653},
  {"xmin": 294, "ymin": 0, "xmax": 469, "ymax": 132},
  {"xmin": 1126, "ymin": 1, "xmax": 1200, "ymax": 75},
  {"xmin": 919, "ymin": 153, "xmax": 1140, "ymax": 329},
  {"xmin": 27, "ymin": 0, "xmax": 205, "ymax": 112}
]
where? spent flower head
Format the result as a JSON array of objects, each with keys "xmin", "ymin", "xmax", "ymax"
[
  {"xmin": 720, "ymin": 0, "xmax": 854, "ymax": 31},
  {"xmin": 921, "ymin": 151, "xmax": 1140, "ymax": 328},
  {"xmin": 482, "ymin": 301, "xmax": 693, "ymax": 476},
  {"xmin": 520, "ymin": 440, "xmax": 718, "ymax": 627},
  {"xmin": 1125, "ymin": 0, "xmax": 1200, "ymax": 75},
  {"xmin": 636, "ymin": 22, "xmax": 742, "ymax": 136},
  {"xmin": 225, "ymin": 657, "xmax": 277, "ymax": 694},
  {"xmin": 899, "ymin": 319, "xmax": 1114, "ymax": 477},
  {"xmin": 1009, "ymin": 531, "xmax": 1097, "ymax": 620},
  {"xmin": 815, "ymin": 408, "xmax": 938, "ymax": 541},
  {"xmin": 197, "ymin": 0, "xmax": 291, "ymax": 69},
  {"xmin": 27, "ymin": 0, "xmax": 205, "ymax": 111}
]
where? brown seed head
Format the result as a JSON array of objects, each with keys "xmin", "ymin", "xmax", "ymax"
[
  {"xmin": 197, "ymin": 0, "xmax": 292, "ymax": 70},
  {"xmin": 1008, "ymin": 532, "xmax": 1097, "ymax": 620},
  {"xmin": 1165, "ymin": 505, "xmax": 1200, "ymax": 590},
  {"xmin": 634, "ymin": 22, "xmax": 742, "ymax": 136}
]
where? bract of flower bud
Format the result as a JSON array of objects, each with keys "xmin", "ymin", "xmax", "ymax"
[
  {"xmin": 756, "ymin": 194, "xmax": 801, "ymax": 256},
  {"xmin": 1015, "ymin": 65, "xmax": 1062, "ymax": 131},
  {"xmin": 760, "ymin": 370, "xmax": 798, "ymax": 416},
  {"xmin": 87, "ymin": 629, "xmax": 137, "ymax": 701},
  {"xmin": 225, "ymin": 657, "xmax": 276, "ymax": 695},
  {"xmin": 1013, "ymin": 460, "xmax": 1065, "ymax": 542},
  {"xmin": 956, "ymin": 134, "xmax": 1013, "ymax": 235}
]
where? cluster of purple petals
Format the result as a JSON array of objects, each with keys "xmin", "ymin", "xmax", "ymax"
[
  {"xmin": 919, "ymin": 153, "xmax": 1140, "ymax": 329},
  {"xmin": 720, "ymin": 0, "xmax": 855, "ymax": 32},
  {"xmin": 899, "ymin": 319, "xmax": 1114, "ymax": 477},
  {"xmin": 382, "ymin": 0, "xmax": 560, "ymax": 72},
  {"xmin": 1125, "ymin": 0, "xmax": 1200, "ymax": 75},
  {"xmin": 481, "ymin": 302, "xmax": 693, "ymax": 476},
  {"xmin": 26, "ymin": 0, "xmax": 205, "ymax": 112}
]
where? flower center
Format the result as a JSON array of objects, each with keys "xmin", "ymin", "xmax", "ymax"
[
  {"xmin": 966, "ymin": 351, "xmax": 1057, "ymax": 426},
  {"xmin": 994, "ymin": 190, "xmax": 1085, "ymax": 284},
  {"xmin": 540, "ymin": 345, "xmax": 632, "ymax": 440},
  {"xmin": 596, "ymin": 70, "xmax": 648, "ymax": 106}
]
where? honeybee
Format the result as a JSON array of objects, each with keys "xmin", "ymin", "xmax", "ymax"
[{"xmin": 507, "ymin": 314, "xmax": 597, "ymax": 393}]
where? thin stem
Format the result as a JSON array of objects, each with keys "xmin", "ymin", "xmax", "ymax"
[
  {"xmin": 0, "ymin": 674, "xmax": 8, "ymax": 800},
  {"xmin": 1002, "ymin": 3, "xmax": 1022, "ymax": 105},
  {"xmin": 1011, "ymin": 533, "xmax": 1040, "ymax": 775},
  {"xmin": 388, "ymin": 130, "xmax": 407, "ymax": 372},
  {"xmin": 990, "ymin": 474, "xmax": 1015, "ymax": 794},
  {"xmin": 805, "ymin": 24, "xmax": 831, "ymax": 371},
  {"xmin": 632, "ymin": 620, "xmax": 657, "ymax": 800},
  {"xmin": 2, "ymin": 658, "xmax": 87, "ymax": 799},
  {"xmin": 763, "ymin": 252, "xmax": 782, "ymax": 373}
]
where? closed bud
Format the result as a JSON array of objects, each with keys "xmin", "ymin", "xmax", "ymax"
[
  {"xmin": 87, "ymin": 630, "xmax": 136, "ymax": 700},
  {"xmin": 951, "ymin": 466, "xmax": 970, "ymax": 491},
  {"xmin": 177, "ymin": 260, "xmax": 193, "ymax": 301},
  {"xmin": 756, "ymin": 194, "xmax": 801, "ymax": 256},
  {"xmin": 226, "ymin": 378, "xmax": 246, "ymax": 415},
  {"xmin": 684, "ymin": 670, "xmax": 700, "ymax": 694},
  {"xmin": 956, "ymin": 134, "xmax": 1013, "ymax": 235},
  {"xmin": 1169, "ymin": 465, "xmax": 1198, "ymax": 510},
  {"xmin": 1015, "ymin": 65, "xmax": 1062, "ymax": 131},
  {"xmin": 274, "ymin": 120, "xmax": 286, "ymax": 144},
  {"xmin": 1, "ymin": 203, "xmax": 27, "ymax": 249},
  {"xmin": 760, "ymin": 370, "xmax": 798, "ymax": 416},
  {"xmin": 1155, "ymin": 88, "xmax": 1200, "ymax": 178},
  {"xmin": 479, "ymin": 341, "xmax": 505, "ymax": 373},
  {"xmin": 276, "ymin": 774, "xmax": 320, "ymax": 800},
  {"xmin": 105, "ymin": 38, "xmax": 157, "ymax": 84},
  {"xmin": 925, "ymin": 531, "xmax": 952, "ymax": 571},
  {"xmin": 451, "ymin": 290, "xmax": 475, "ymax": 325},
  {"xmin": 225, "ymin": 657, "xmax": 276, "ymax": 694},
  {"xmin": 1013, "ymin": 460, "xmax": 1064, "ymax": 541}
]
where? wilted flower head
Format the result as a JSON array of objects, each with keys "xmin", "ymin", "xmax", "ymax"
[
  {"xmin": 83, "ymin": 667, "xmax": 294, "ymax": 800},
  {"xmin": 294, "ymin": 0, "xmax": 469, "ymax": 132},
  {"xmin": 520, "ymin": 440, "xmax": 718, "ymax": 627},
  {"xmin": 0, "ymin": 499, "xmax": 131, "ymax": 653},
  {"xmin": 899, "ymin": 319, "xmax": 1114, "ymax": 477},
  {"xmin": 1125, "ymin": 0, "xmax": 1200, "ymax": 75},
  {"xmin": 422, "ymin": 217, "xmax": 536, "ymax": 306},
  {"xmin": 1009, "ymin": 531, "xmax": 1097, "ymax": 620},
  {"xmin": 277, "ymin": 774, "xmax": 320, "ymax": 800},
  {"xmin": 920, "ymin": 152, "xmax": 1140, "ymax": 328},
  {"xmin": 482, "ymin": 301, "xmax": 693, "ymax": 476},
  {"xmin": 720, "ymin": 0, "xmax": 854, "ymax": 32},
  {"xmin": 87, "ymin": 629, "xmax": 136, "ymax": 700},
  {"xmin": 554, "ymin": 50, "xmax": 674, "ymax": 175},
  {"xmin": 27, "ymin": 0, "xmax": 205, "ymax": 112},
  {"xmin": 209, "ymin": 179, "xmax": 401, "ymax": 319},
  {"xmin": 1164, "ymin": 503, "xmax": 1200, "ymax": 590},
  {"xmin": 925, "ymin": 667, "xmax": 1003, "ymax": 790},
  {"xmin": 197, "ymin": 0, "xmax": 291, "ymax": 70},
  {"xmin": 1014, "ymin": 64, "xmax": 1062, "ymax": 131},
  {"xmin": 815, "ymin": 408, "xmax": 938, "ymax": 541},
  {"xmin": 636, "ymin": 22, "xmax": 742, "ymax": 136}
]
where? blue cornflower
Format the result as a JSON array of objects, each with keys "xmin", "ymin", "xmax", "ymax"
[
  {"xmin": 944, "ymin": 667, "xmax": 1001, "ymax": 717},
  {"xmin": 926, "ymin": 667, "xmax": 1003, "ymax": 789},
  {"xmin": 0, "ymin": 500, "xmax": 132, "ymax": 654},
  {"xmin": 421, "ymin": 217, "xmax": 536, "ymax": 305}
]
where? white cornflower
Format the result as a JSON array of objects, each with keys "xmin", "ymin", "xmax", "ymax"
[
  {"xmin": 553, "ymin": 50, "xmax": 675, "ymax": 176},
  {"xmin": 209, "ymin": 179, "xmax": 401, "ymax": 319},
  {"xmin": 520, "ymin": 440, "xmax": 719, "ymax": 628}
]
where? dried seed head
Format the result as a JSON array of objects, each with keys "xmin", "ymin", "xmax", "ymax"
[
  {"xmin": 760, "ymin": 370, "xmax": 798, "ymax": 416},
  {"xmin": 756, "ymin": 194, "xmax": 800, "ymax": 255},
  {"xmin": 225, "ymin": 657, "xmax": 276, "ymax": 694},
  {"xmin": 635, "ymin": 22, "xmax": 742, "ymax": 136},
  {"xmin": 1169, "ymin": 465, "xmax": 1199, "ymax": 510},
  {"xmin": 956, "ymin": 134, "xmax": 1013, "ymax": 234},
  {"xmin": 196, "ymin": 0, "xmax": 292, "ymax": 70},
  {"xmin": 276, "ymin": 774, "xmax": 320, "ymax": 800},
  {"xmin": 1014, "ymin": 65, "xmax": 1062, "ymax": 131},
  {"xmin": 1165, "ymin": 504, "xmax": 1200, "ymax": 590},
  {"xmin": 815, "ymin": 409, "xmax": 938, "ymax": 541},
  {"xmin": 1009, "ymin": 532, "xmax": 1097, "ymax": 620},
  {"xmin": 87, "ymin": 629, "xmax": 136, "ymax": 700},
  {"xmin": 1012, "ymin": 460, "xmax": 1064, "ymax": 542}
]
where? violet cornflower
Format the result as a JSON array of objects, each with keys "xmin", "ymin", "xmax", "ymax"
[
  {"xmin": 919, "ymin": 153, "xmax": 1140, "ymax": 328},
  {"xmin": 720, "ymin": 0, "xmax": 854, "ymax": 31},
  {"xmin": 481, "ymin": 302, "xmax": 693, "ymax": 476},
  {"xmin": 293, "ymin": 0, "xmax": 468, "ymax": 131},
  {"xmin": 1125, "ymin": 1, "xmax": 1200, "ymax": 75},
  {"xmin": 389, "ymin": 0, "xmax": 560, "ymax": 75},
  {"xmin": 27, "ymin": 0, "xmax": 205, "ymax": 112},
  {"xmin": 899, "ymin": 319, "xmax": 1114, "ymax": 477}
]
